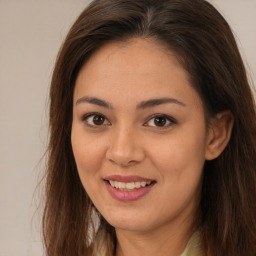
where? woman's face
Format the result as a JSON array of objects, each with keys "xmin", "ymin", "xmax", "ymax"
[{"xmin": 71, "ymin": 39, "xmax": 212, "ymax": 233}]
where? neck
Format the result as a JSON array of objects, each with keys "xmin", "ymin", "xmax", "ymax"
[{"xmin": 115, "ymin": 218, "xmax": 197, "ymax": 256}]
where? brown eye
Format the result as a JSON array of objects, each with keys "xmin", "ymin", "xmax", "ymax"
[
  {"xmin": 145, "ymin": 114, "xmax": 176, "ymax": 128},
  {"xmin": 154, "ymin": 116, "xmax": 167, "ymax": 127},
  {"xmin": 93, "ymin": 115, "xmax": 105, "ymax": 125},
  {"xmin": 83, "ymin": 113, "xmax": 110, "ymax": 127}
]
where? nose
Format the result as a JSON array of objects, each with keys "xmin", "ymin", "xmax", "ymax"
[{"xmin": 106, "ymin": 125, "xmax": 145, "ymax": 167}]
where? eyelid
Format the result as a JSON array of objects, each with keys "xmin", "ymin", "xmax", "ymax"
[
  {"xmin": 80, "ymin": 112, "xmax": 176, "ymax": 129},
  {"xmin": 81, "ymin": 112, "xmax": 111, "ymax": 127},
  {"xmin": 81, "ymin": 112, "xmax": 101, "ymax": 121},
  {"xmin": 143, "ymin": 114, "xmax": 177, "ymax": 128}
]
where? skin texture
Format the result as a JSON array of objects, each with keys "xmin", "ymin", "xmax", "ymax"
[{"xmin": 71, "ymin": 39, "xmax": 233, "ymax": 256}]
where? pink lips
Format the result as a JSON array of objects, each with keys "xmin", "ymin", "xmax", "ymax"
[{"xmin": 104, "ymin": 175, "xmax": 156, "ymax": 202}]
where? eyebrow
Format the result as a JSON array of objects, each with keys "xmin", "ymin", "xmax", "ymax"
[
  {"xmin": 75, "ymin": 96, "xmax": 185, "ymax": 109},
  {"xmin": 137, "ymin": 98, "xmax": 185, "ymax": 109},
  {"xmin": 75, "ymin": 96, "xmax": 113, "ymax": 108}
]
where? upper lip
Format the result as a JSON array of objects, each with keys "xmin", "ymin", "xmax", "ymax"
[{"xmin": 104, "ymin": 175, "xmax": 155, "ymax": 183}]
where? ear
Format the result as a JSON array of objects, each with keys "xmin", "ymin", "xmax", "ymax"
[{"xmin": 205, "ymin": 110, "xmax": 234, "ymax": 160}]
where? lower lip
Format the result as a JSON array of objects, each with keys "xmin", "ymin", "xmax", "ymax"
[{"xmin": 105, "ymin": 181, "xmax": 155, "ymax": 202}]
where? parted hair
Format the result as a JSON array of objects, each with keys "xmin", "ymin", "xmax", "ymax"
[{"xmin": 43, "ymin": 0, "xmax": 256, "ymax": 255}]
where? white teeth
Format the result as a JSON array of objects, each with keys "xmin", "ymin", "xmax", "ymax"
[
  {"xmin": 135, "ymin": 182, "xmax": 141, "ymax": 188},
  {"xmin": 108, "ymin": 180, "xmax": 152, "ymax": 190},
  {"xmin": 118, "ymin": 182, "xmax": 126, "ymax": 189},
  {"xmin": 141, "ymin": 181, "xmax": 146, "ymax": 187},
  {"xmin": 126, "ymin": 182, "xmax": 135, "ymax": 189}
]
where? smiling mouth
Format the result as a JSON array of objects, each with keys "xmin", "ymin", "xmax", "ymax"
[
  {"xmin": 104, "ymin": 175, "xmax": 156, "ymax": 201},
  {"xmin": 105, "ymin": 180, "xmax": 156, "ymax": 191}
]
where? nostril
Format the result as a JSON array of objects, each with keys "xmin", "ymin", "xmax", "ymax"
[{"xmin": 106, "ymin": 146, "xmax": 145, "ymax": 167}]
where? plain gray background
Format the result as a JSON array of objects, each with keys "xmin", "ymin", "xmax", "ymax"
[{"xmin": 0, "ymin": 0, "xmax": 255, "ymax": 255}]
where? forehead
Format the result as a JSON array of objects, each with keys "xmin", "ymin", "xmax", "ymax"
[
  {"xmin": 77, "ymin": 38, "xmax": 184, "ymax": 82},
  {"xmin": 74, "ymin": 38, "xmax": 202, "ymax": 110}
]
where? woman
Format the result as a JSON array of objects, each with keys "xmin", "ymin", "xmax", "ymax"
[{"xmin": 43, "ymin": 0, "xmax": 256, "ymax": 255}]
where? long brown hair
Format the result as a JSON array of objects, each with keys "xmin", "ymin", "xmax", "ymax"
[{"xmin": 43, "ymin": 0, "xmax": 256, "ymax": 255}]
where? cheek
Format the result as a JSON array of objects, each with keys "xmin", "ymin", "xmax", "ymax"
[
  {"xmin": 71, "ymin": 127, "xmax": 106, "ymax": 179},
  {"xmin": 71, "ymin": 129, "xmax": 108, "ymax": 206},
  {"xmin": 149, "ymin": 130, "xmax": 206, "ymax": 212},
  {"xmin": 148, "ymin": 126, "xmax": 207, "ymax": 181}
]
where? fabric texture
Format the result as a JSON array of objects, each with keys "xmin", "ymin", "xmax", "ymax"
[
  {"xmin": 99, "ymin": 230, "xmax": 202, "ymax": 256},
  {"xmin": 180, "ymin": 230, "xmax": 203, "ymax": 256}
]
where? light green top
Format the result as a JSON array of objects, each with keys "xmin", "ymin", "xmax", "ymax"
[
  {"xmin": 180, "ymin": 231, "xmax": 203, "ymax": 256},
  {"xmin": 99, "ymin": 230, "xmax": 202, "ymax": 256}
]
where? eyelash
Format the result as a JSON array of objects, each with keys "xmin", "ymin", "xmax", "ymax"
[
  {"xmin": 81, "ymin": 113, "xmax": 176, "ymax": 129},
  {"xmin": 144, "ymin": 114, "xmax": 177, "ymax": 128},
  {"xmin": 81, "ymin": 112, "xmax": 110, "ymax": 127}
]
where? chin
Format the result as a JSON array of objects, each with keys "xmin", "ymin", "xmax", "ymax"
[
  {"xmin": 109, "ymin": 220, "xmax": 149, "ymax": 232},
  {"xmin": 102, "ymin": 209, "xmax": 156, "ymax": 232}
]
